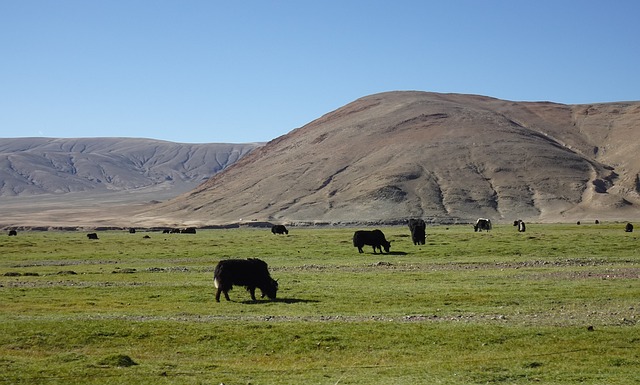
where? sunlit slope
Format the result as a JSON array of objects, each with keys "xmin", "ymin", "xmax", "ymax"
[{"xmin": 140, "ymin": 91, "xmax": 640, "ymax": 225}]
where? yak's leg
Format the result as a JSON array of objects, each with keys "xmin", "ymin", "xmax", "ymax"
[{"xmin": 248, "ymin": 287, "xmax": 257, "ymax": 301}]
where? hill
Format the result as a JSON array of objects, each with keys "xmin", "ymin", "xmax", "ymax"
[
  {"xmin": 136, "ymin": 91, "xmax": 640, "ymax": 226},
  {"xmin": 0, "ymin": 138, "xmax": 260, "ymax": 228}
]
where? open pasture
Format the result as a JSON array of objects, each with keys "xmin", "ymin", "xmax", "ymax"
[{"xmin": 1, "ymin": 223, "xmax": 639, "ymax": 384}]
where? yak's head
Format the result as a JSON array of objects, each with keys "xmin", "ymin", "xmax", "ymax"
[
  {"xmin": 260, "ymin": 278, "xmax": 279, "ymax": 300},
  {"xmin": 382, "ymin": 241, "xmax": 391, "ymax": 253}
]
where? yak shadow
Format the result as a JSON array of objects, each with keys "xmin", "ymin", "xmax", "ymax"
[
  {"xmin": 239, "ymin": 298, "xmax": 320, "ymax": 305},
  {"xmin": 273, "ymin": 298, "xmax": 319, "ymax": 304},
  {"xmin": 361, "ymin": 251, "xmax": 408, "ymax": 256},
  {"xmin": 384, "ymin": 251, "xmax": 408, "ymax": 256}
]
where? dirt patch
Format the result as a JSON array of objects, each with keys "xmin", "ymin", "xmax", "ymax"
[
  {"xmin": 525, "ymin": 268, "xmax": 640, "ymax": 280},
  {"xmin": 11, "ymin": 311, "xmax": 639, "ymax": 327},
  {"xmin": 272, "ymin": 258, "xmax": 633, "ymax": 274}
]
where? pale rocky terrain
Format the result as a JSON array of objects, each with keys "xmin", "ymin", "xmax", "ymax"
[
  {"xmin": 136, "ymin": 91, "xmax": 640, "ymax": 227},
  {"xmin": 3, "ymin": 91, "xmax": 640, "ymax": 228}
]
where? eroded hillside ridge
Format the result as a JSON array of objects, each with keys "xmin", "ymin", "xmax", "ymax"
[
  {"xmin": 141, "ymin": 91, "xmax": 640, "ymax": 225},
  {"xmin": 0, "ymin": 138, "xmax": 261, "ymax": 196}
]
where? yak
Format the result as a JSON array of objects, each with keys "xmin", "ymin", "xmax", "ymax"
[
  {"xmin": 271, "ymin": 225, "xmax": 289, "ymax": 235},
  {"xmin": 353, "ymin": 229, "xmax": 391, "ymax": 254},
  {"xmin": 474, "ymin": 218, "xmax": 492, "ymax": 232},
  {"xmin": 213, "ymin": 258, "xmax": 278, "ymax": 302},
  {"xmin": 408, "ymin": 219, "xmax": 426, "ymax": 245}
]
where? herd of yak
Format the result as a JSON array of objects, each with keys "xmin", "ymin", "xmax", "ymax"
[
  {"xmin": 214, "ymin": 219, "xmax": 636, "ymax": 303},
  {"xmin": 215, "ymin": 218, "xmax": 637, "ymax": 303},
  {"xmin": 5, "ymin": 219, "xmax": 635, "ymax": 303}
]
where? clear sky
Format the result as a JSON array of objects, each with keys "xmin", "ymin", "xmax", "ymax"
[{"xmin": 1, "ymin": 1, "xmax": 638, "ymax": 144}]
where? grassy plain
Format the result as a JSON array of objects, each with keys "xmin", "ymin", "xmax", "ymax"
[{"xmin": 0, "ymin": 223, "xmax": 639, "ymax": 384}]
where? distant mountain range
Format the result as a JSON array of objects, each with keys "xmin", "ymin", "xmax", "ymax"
[
  {"xmin": 0, "ymin": 138, "xmax": 260, "ymax": 228},
  {"xmin": 2, "ymin": 91, "xmax": 640, "ymax": 228},
  {"xmin": 0, "ymin": 138, "xmax": 260, "ymax": 196}
]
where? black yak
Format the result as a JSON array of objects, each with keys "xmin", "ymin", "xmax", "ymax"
[
  {"xmin": 353, "ymin": 230, "xmax": 391, "ymax": 254},
  {"xmin": 408, "ymin": 219, "xmax": 426, "ymax": 245},
  {"xmin": 213, "ymin": 258, "xmax": 278, "ymax": 302},
  {"xmin": 271, "ymin": 225, "xmax": 288, "ymax": 235}
]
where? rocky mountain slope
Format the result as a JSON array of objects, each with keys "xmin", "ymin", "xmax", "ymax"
[
  {"xmin": 137, "ymin": 91, "xmax": 640, "ymax": 226},
  {"xmin": 0, "ymin": 138, "xmax": 260, "ymax": 227},
  {"xmin": 0, "ymin": 138, "xmax": 259, "ymax": 196}
]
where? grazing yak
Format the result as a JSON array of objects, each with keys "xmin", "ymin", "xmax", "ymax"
[
  {"xmin": 86, "ymin": 233, "xmax": 99, "ymax": 240},
  {"xmin": 271, "ymin": 225, "xmax": 289, "ymax": 235},
  {"xmin": 213, "ymin": 258, "xmax": 279, "ymax": 302},
  {"xmin": 408, "ymin": 219, "xmax": 426, "ymax": 245},
  {"xmin": 474, "ymin": 218, "xmax": 492, "ymax": 232},
  {"xmin": 353, "ymin": 229, "xmax": 391, "ymax": 254},
  {"xmin": 513, "ymin": 220, "xmax": 526, "ymax": 232},
  {"xmin": 625, "ymin": 223, "xmax": 634, "ymax": 232},
  {"xmin": 8, "ymin": 230, "xmax": 17, "ymax": 236}
]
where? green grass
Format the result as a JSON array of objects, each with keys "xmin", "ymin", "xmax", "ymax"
[{"xmin": 1, "ymin": 224, "xmax": 639, "ymax": 384}]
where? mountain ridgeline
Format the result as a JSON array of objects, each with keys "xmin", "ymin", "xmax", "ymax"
[
  {"xmin": 140, "ymin": 91, "xmax": 640, "ymax": 225},
  {"xmin": 0, "ymin": 138, "xmax": 260, "ymax": 197}
]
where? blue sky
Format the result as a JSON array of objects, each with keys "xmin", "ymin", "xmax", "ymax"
[{"xmin": 1, "ymin": 1, "xmax": 638, "ymax": 144}]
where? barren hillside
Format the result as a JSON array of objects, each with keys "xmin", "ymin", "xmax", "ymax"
[
  {"xmin": 136, "ymin": 91, "xmax": 640, "ymax": 226},
  {"xmin": 0, "ymin": 138, "xmax": 260, "ymax": 228}
]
